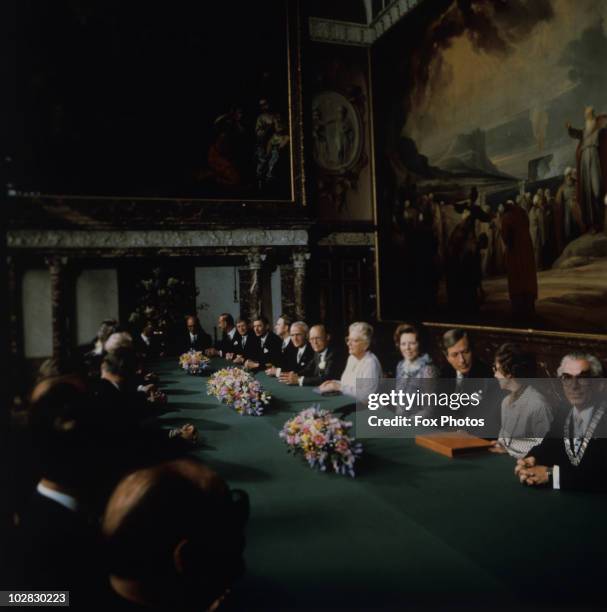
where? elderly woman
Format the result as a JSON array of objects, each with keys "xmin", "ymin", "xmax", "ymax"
[
  {"xmin": 394, "ymin": 323, "xmax": 439, "ymax": 395},
  {"xmin": 318, "ymin": 322, "xmax": 382, "ymax": 401},
  {"xmin": 491, "ymin": 343, "xmax": 553, "ymax": 458}
]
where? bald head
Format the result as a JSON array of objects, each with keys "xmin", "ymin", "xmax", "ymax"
[{"xmin": 103, "ymin": 459, "xmax": 247, "ymax": 608}]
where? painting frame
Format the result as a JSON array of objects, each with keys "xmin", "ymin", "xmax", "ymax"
[
  {"xmin": 368, "ymin": 1, "xmax": 607, "ymax": 342},
  {"xmin": 12, "ymin": 0, "xmax": 305, "ymax": 208}
]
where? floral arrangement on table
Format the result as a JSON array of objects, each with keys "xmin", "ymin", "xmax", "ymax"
[
  {"xmin": 207, "ymin": 367, "xmax": 271, "ymax": 416},
  {"xmin": 279, "ymin": 405, "xmax": 362, "ymax": 477},
  {"xmin": 179, "ymin": 350, "xmax": 211, "ymax": 375}
]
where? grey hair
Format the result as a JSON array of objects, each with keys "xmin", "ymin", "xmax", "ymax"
[
  {"xmin": 105, "ymin": 332, "xmax": 133, "ymax": 353},
  {"xmin": 290, "ymin": 321, "xmax": 309, "ymax": 336},
  {"xmin": 349, "ymin": 322, "xmax": 373, "ymax": 347},
  {"xmin": 557, "ymin": 353, "xmax": 604, "ymax": 377}
]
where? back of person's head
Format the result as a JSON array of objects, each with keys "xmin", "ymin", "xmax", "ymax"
[
  {"xmin": 104, "ymin": 332, "xmax": 133, "ymax": 354},
  {"xmin": 102, "ymin": 347, "xmax": 138, "ymax": 379},
  {"xmin": 29, "ymin": 375, "xmax": 94, "ymax": 487},
  {"xmin": 494, "ymin": 343, "xmax": 536, "ymax": 378},
  {"xmin": 97, "ymin": 320, "xmax": 119, "ymax": 343},
  {"xmin": 103, "ymin": 458, "xmax": 248, "ymax": 609},
  {"xmin": 35, "ymin": 356, "xmax": 84, "ymax": 382}
]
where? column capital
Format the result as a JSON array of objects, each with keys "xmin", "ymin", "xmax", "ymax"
[
  {"xmin": 292, "ymin": 251, "xmax": 310, "ymax": 269},
  {"xmin": 246, "ymin": 249, "xmax": 266, "ymax": 270}
]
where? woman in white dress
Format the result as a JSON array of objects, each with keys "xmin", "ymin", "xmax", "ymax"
[{"xmin": 319, "ymin": 322, "xmax": 382, "ymax": 401}]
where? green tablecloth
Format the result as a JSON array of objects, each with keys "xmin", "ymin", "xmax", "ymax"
[{"xmin": 154, "ymin": 360, "xmax": 606, "ymax": 610}]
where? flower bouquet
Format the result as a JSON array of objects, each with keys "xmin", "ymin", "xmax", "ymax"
[
  {"xmin": 179, "ymin": 350, "xmax": 211, "ymax": 375},
  {"xmin": 279, "ymin": 405, "xmax": 362, "ymax": 477},
  {"xmin": 207, "ymin": 367, "xmax": 271, "ymax": 416}
]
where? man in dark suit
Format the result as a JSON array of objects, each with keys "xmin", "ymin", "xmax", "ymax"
[
  {"xmin": 266, "ymin": 321, "xmax": 314, "ymax": 378},
  {"xmin": 280, "ymin": 324, "xmax": 343, "ymax": 387},
  {"xmin": 243, "ymin": 316, "xmax": 282, "ymax": 370},
  {"xmin": 92, "ymin": 348, "xmax": 198, "ymax": 497},
  {"xmin": 206, "ymin": 313, "xmax": 238, "ymax": 358},
  {"xmin": 178, "ymin": 315, "xmax": 212, "ymax": 354},
  {"xmin": 230, "ymin": 318, "xmax": 255, "ymax": 362},
  {"xmin": 440, "ymin": 328, "xmax": 502, "ymax": 434},
  {"xmin": 14, "ymin": 375, "xmax": 105, "ymax": 606},
  {"xmin": 516, "ymin": 353, "xmax": 607, "ymax": 492},
  {"xmin": 134, "ymin": 320, "xmax": 163, "ymax": 361}
]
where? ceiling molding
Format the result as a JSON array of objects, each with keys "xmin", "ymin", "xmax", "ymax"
[{"xmin": 309, "ymin": 0, "xmax": 422, "ymax": 47}]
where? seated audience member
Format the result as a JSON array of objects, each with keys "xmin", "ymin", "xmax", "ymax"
[
  {"xmin": 516, "ymin": 353, "xmax": 607, "ymax": 492},
  {"xmin": 243, "ymin": 316, "xmax": 282, "ymax": 370},
  {"xmin": 280, "ymin": 324, "xmax": 343, "ymax": 387},
  {"xmin": 440, "ymin": 328, "xmax": 502, "ymax": 429},
  {"xmin": 228, "ymin": 318, "xmax": 254, "ymax": 363},
  {"xmin": 102, "ymin": 458, "xmax": 249, "ymax": 611},
  {"xmin": 104, "ymin": 331, "xmax": 133, "ymax": 353},
  {"xmin": 266, "ymin": 321, "xmax": 313, "ymax": 377},
  {"xmin": 394, "ymin": 323, "xmax": 439, "ymax": 397},
  {"xmin": 96, "ymin": 348, "xmax": 197, "ymax": 443},
  {"xmin": 205, "ymin": 313, "xmax": 237, "ymax": 357},
  {"xmin": 319, "ymin": 322, "xmax": 382, "ymax": 401},
  {"xmin": 15, "ymin": 375, "xmax": 105, "ymax": 604},
  {"xmin": 491, "ymin": 343, "xmax": 552, "ymax": 458},
  {"xmin": 180, "ymin": 315, "xmax": 212, "ymax": 354},
  {"xmin": 134, "ymin": 321, "xmax": 163, "ymax": 361},
  {"xmin": 275, "ymin": 313, "xmax": 293, "ymax": 352},
  {"xmin": 83, "ymin": 319, "xmax": 119, "ymax": 377}
]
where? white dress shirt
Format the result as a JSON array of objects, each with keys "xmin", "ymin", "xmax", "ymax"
[
  {"xmin": 340, "ymin": 351, "xmax": 382, "ymax": 401},
  {"xmin": 37, "ymin": 482, "xmax": 78, "ymax": 512}
]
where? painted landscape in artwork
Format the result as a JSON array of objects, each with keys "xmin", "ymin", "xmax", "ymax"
[{"xmin": 372, "ymin": 0, "xmax": 607, "ymax": 333}]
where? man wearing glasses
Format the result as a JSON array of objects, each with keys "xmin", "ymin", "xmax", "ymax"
[{"xmin": 515, "ymin": 352, "xmax": 607, "ymax": 491}]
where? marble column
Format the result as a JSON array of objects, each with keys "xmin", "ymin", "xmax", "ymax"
[
  {"xmin": 246, "ymin": 250, "xmax": 264, "ymax": 321},
  {"xmin": 292, "ymin": 251, "xmax": 310, "ymax": 321},
  {"xmin": 46, "ymin": 255, "xmax": 70, "ymax": 365}
]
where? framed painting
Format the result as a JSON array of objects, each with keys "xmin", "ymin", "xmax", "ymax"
[
  {"xmin": 371, "ymin": 0, "xmax": 607, "ymax": 337},
  {"xmin": 12, "ymin": 0, "xmax": 303, "ymax": 205}
]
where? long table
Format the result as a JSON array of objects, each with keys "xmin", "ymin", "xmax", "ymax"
[{"xmin": 154, "ymin": 360, "xmax": 606, "ymax": 610}]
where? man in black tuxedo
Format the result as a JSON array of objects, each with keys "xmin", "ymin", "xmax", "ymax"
[
  {"xmin": 266, "ymin": 321, "xmax": 314, "ymax": 378},
  {"xmin": 229, "ymin": 318, "xmax": 256, "ymax": 362},
  {"xmin": 440, "ymin": 328, "xmax": 502, "ymax": 434},
  {"xmin": 134, "ymin": 321, "xmax": 162, "ymax": 361},
  {"xmin": 280, "ymin": 324, "xmax": 343, "ymax": 387},
  {"xmin": 516, "ymin": 353, "xmax": 607, "ymax": 492},
  {"xmin": 14, "ymin": 375, "xmax": 105, "ymax": 606},
  {"xmin": 92, "ymin": 348, "xmax": 198, "ymax": 497},
  {"xmin": 243, "ymin": 316, "xmax": 282, "ymax": 370},
  {"xmin": 178, "ymin": 315, "xmax": 212, "ymax": 354},
  {"xmin": 102, "ymin": 458, "xmax": 249, "ymax": 611},
  {"xmin": 206, "ymin": 313, "xmax": 238, "ymax": 358}
]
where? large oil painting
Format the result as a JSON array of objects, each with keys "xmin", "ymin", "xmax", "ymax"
[
  {"xmin": 372, "ymin": 0, "xmax": 607, "ymax": 334},
  {"xmin": 14, "ymin": 0, "xmax": 297, "ymax": 202}
]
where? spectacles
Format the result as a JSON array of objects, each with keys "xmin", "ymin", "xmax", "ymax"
[{"xmin": 560, "ymin": 372, "xmax": 593, "ymax": 387}]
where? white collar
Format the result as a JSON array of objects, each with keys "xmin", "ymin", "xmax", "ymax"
[
  {"xmin": 282, "ymin": 337, "xmax": 291, "ymax": 348},
  {"xmin": 228, "ymin": 327, "xmax": 236, "ymax": 339},
  {"xmin": 189, "ymin": 331, "xmax": 197, "ymax": 339},
  {"xmin": 37, "ymin": 482, "xmax": 79, "ymax": 512},
  {"xmin": 141, "ymin": 333, "xmax": 151, "ymax": 345}
]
